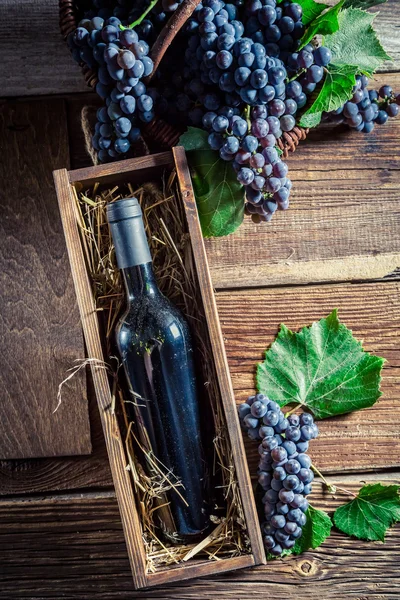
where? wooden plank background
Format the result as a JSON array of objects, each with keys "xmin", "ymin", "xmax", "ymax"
[
  {"xmin": 0, "ymin": 99, "xmax": 91, "ymax": 460},
  {"xmin": 0, "ymin": 0, "xmax": 400, "ymax": 598},
  {"xmin": 0, "ymin": 0, "xmax": 87, "ymax": 97}
]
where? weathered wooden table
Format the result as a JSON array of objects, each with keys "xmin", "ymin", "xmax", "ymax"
[{"xmin": 1, "ymin": 1, "xmax": 400, "ymax": 598}]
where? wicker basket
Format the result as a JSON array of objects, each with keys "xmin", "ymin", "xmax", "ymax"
[{"xmin": 59, "ymin": 0, "xmax": 309, "ymax": 157}]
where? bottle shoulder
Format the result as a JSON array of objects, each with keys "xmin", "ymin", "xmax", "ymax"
[{"xmin": 116, "ymin": 293, "xmax": 191, "ymax": 351}]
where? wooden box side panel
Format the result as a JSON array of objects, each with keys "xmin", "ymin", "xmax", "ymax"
[
  {"xmin": 53, "ymin": 169, "xmax": 149, "ymax": 590},
  {"xmin": 68, "ymin": 152, "xmax": 174, "ymax": 188},
  {"xmin": 173, "ymin": 147, "xmax": 266, "ymax": 566},
  {"xmin": 148, "ymin": 554, "xmax": 255, "ymax": 588}
]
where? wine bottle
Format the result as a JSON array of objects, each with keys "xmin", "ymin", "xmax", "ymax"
[{"xmin": 107, "ymin": 197, "xmax": 209, "ymax": 541}]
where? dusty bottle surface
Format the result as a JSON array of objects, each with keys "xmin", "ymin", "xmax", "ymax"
[{"xmin": 107, "ymin": 197, "xmax": 209, "ymax": 540}]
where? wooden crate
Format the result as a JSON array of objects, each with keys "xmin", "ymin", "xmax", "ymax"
[{"xmin": 53, "ymin": 147, "xmax": 265, "ymax": 589}]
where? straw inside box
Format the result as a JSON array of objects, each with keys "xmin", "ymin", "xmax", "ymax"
[{"xmin": 72, "ymin": 169, "xmax": 251, "ymax": 573}]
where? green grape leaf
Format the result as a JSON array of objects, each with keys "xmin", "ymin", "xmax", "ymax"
[
  {"xmin": 293, "ymin": 506, "xmax": 332, "ymax": 554},
  {"xmin": 179, "ymin": 126, "xmax": 210, "ymax": 151},
  {"xmin": 334, "ymin": 484, "xmax": 400, "ymax": 541},
  {"xmin": 325, "ymin": 8, "xmax": 391, "ymax": 76},
  {"xmin": 179, "ymin": 128, "xmax": 245, "ymax": 238},
  {"xmin": 296, "ymin": 0, "xmax": 329, "ymax": 25},
  {"xmin": 299, "ymin": 0, "xmax": 344, "ymax": 48},
  {"xmin": 342, "ymin": 0, "xmax": 387, "ymax": 11},
  {"xmin": 256, "ymin": 309, "xmax": 385, "ymax": 419},
  {"xmin": 299, "ymin": 63, "xmax": 358, "ymax": 128},
  {"xmin": 266, "ymin": 548, "xmax": 293, "ymax": 559}
]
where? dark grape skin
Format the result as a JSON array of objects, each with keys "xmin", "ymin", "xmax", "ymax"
[
  {"xmin": 70, "ymin": 13, "xmax": 158, "ymax": 164},
  {"xmin": 238, "ymin": 396, "xmax": 319, "ymax": 555},
  {"xmin": 379, "ymin": 84, "xmax": 393, "ymax": 98},
  {"xmin": 313, "ymin": 46, "xmax": 332, "ymax": 67},
  {"xmin": 330, "ymin": 74, "xmax": 400, "ymax": 135}
]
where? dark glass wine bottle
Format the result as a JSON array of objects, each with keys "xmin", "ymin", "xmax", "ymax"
[{"xmin": 107, "ymin": 197, "xmax": 209, "ymax": 541}]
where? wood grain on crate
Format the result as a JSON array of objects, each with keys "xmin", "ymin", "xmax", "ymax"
[
  {"xmin": 217, "ymin": 280, "xmax": 400, "ymax": 474},
  {"xmin": 0, "ymin": 99, "xmax": 91, "ymax": 460},
  {"xmin": 205, "ymin": 72, "xmax": 400, "ymax": 289},
  {"xmin": 0, "ymin": 0, "xmax": 399, "ymax": 97},
  {"xmin": 0, "ymin": 476, "xmax": 399, "ymax": 600}
]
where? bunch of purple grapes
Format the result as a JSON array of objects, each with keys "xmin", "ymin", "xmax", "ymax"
[
  {"xmin": 66, "ymin": 0, "xmax": 400, "ymax": 224},
  {"xmin": 181, "ymin": 0, "xmax": 332, "ymax": 221},
  {"xmin": 202, "ymin": 108, "xmax": 292, "ymax": 217},
  {"xmin": 327, "ymin": 75, "xmax": 400, "ymax": 133},
  {"xmin": 238, "ymin": 393, "xmax": 318, "ymax": 556},
  {"xmin": 67, "ymin": 13, "xmax": 156, "ymax": 162}
]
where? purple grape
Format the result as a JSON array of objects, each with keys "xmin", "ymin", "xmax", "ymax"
[
  {"xmin": 117, "ymin": 49, "xmax": 135, "ymax": 70},
  {"xmin": 251, "ymin": 399, "xmax": 268, "ymax": 418},
  {"xmin": 273, "ymin": 466, "xmax": 287, "ymax": 481},
  {"xmin": 313, "ymin": 46, "xmax": 332, "ymax": 66},
  {"xmin": 379, "ymin": 85, "xmax": 393, "ymax": 98},
  {"xmin": 258, "ymin": 471, "xmax": 271, "ymax": 489},
  {"xmin": 264, "ymin": 535, "xmax": 276, "ymax": 549},
  {"xmin": 387, "ymin": 103, "xmax": 399, "ymax": 117},
  {"xmin": 244, "ymin": 414, "xmax": 259, "ymax": 429},
  {"xmin": 283, "ymin": 475, "xmax": 300, "ymax": 490},
  {"xmin": 279, "ymin": 488, "xmax": 295, "ymax": 503},
  {"xmin": 300, "ymin": 413, "xmax": 314, "ymax": 427},
  {"xmin": 250, "ymin": 153, "xmax": 266, "ymax": 168},
  {"xmin": 275, "ymin": 529, "xmax": 290, "ymax": 543},
  {"xmin": 271, "ymin": 446, "xmax": 288, "ymax": 462},
  {"xmin": 285, "ymin": 459, "xmax": 301, "ymax": 475},
  {"xmin": 271, "ymin": 515, "xmax": 286, "ymax": 529},
  {"xmin": 252, "ymin": 118, "xmax": 269, "ymax": 138},
  {"xmin": 288, "ymin": 415, "xmax": 300, "ymax": 427},
  {"xmin": 271, "ymin": 478, "xmax": 284, "ymax": 491},
  {"xmin": 298, "ymin": 49, "xmax": 313, "ymax": 68},
  {"xmin": 276, "ymin": 501, "xmax": 289, "ymax": 515},
  {"xmin": 297, "ymin": 453, "xmax": 311, "ymax": 468}
]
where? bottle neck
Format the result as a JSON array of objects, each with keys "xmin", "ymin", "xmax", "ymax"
[
  {"xmin": 122, "ymin": 262, "xmax": 159, "ymax": 303},
  {"xmin": 109, "ymin": 210, "xmax": 152, "ymax": 270}
]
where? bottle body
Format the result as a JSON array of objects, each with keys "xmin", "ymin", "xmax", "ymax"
[{"xmin": 107, "ymin": 198, "xmax": 209, "ymax": 540}]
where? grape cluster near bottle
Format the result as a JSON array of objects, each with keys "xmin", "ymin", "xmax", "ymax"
[
  {"xmin": 238, "ymin": 394, "xmax": 318, "ymax": 555},
  {"xmin": 67, "ymin": 0, "xmax": 400, "ymax": 224}
]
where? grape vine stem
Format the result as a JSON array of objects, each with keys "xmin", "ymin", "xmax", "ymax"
[
  {"xmin": 284, "ymin": 403, "xmax": 306, "ymax": 417},
  {"xmin": 288, "ymin": 68, "xmax": 306, "ymax": 82},
  {"xmin": 126, "ymin": 0, "xmax": 160, "ymax": 30},
  {"xmin": 244, "ymin": 104, "xmax": 251, "ymax": 132},
  {"xmin": 145, "ymin": 0, "xmax": 203, "ymax": 84},
  {"xmin": 311, "ymin": 463, "xmax": 357, "ymax": 498}
]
